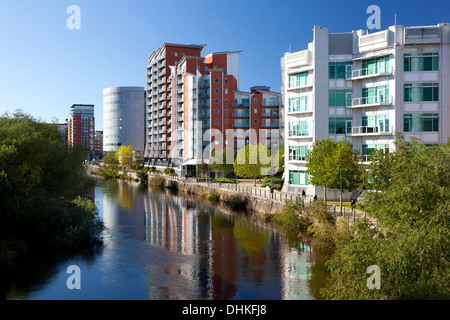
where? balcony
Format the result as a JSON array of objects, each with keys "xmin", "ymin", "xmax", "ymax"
[
  {"xmin": 232, "ymin": 122, "xmax": 250, "ymax": 128},
  {"xmin": 349, "ymin": 125, "xmax": 393, "ymax": 136},
  {"xmin": 199, "ymin": 82, "xmax": 209, "ymax": 88},
  {"xmin": 347, "ymin": 66, "xmax": 393, "ymax": 81},
  {"xmin": 349, "ymin": 95, "xmax": 393, "ymax": 109},
  {"xmin": 199, "ymin": 103, "xmax": 210, "ymax": 108},
  {"xmin": 232, "ymin": 111, "xmax": 250, "ymax": 118},
  {"xmin": 198, "ymin": 113, "xmax": 210, "ymax": 119},
  {"xmin": 262, "ymin": 121, "xmax": 280, "ymax": 128},
  {"xmin": 288, "ymin": 131, "xmax": 311, "ymax": 139},
  {"xmin": 158, "ymin": 62, "xmax": 165, "ymax": 69},
  {"xmin": 198, "ymin": 93, "xmax": 210, "ymax": 99},
  {"xmin": 261, "ymin": 111, "xmax": 279, "ymax": 117},
  {"xmin": 158, "ymin": 71, "xmax": 165, "ymax": 78},
  {"xmin": 233, "ymin": 102, "xmax": 250, "ymax": 107},
  {"xmin": 177, "ymin": 78, "xmax": 183, "ymax": 85},
  {"xmin": 177, "ymin": 117, "xmax": 183, "ymax": 122},
  {"xmin": 287, "ymin": 81, "xmax": 313, "ymax": 91},
  {"xmin": 177, "ymin": 98, "xmax": 183, "ymax": 103}
]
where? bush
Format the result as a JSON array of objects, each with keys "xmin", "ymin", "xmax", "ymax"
[
  {"xmin": 149, "ymin": 175, "xmax": 165, "ymax": 188},
  {"xmin": 136, "ymin": 169, "xmax": 148, "ymax": 184},
  {"xmin": 206, "ymin": 191, "xmax": 220, "ymax": 203},
  {"xmin": 272, "ymin": 199, "xmax": 311, "ymax": 235},
  {"xmin": 261, "ymin": 177, "xmax": 282, "ymax": 190},
  {"xmin": 164, "ymin": 167, "xmax": 175, "ymax": 175}
]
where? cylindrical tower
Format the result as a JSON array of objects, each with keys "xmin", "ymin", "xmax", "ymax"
[{"xmin": 103, "ymin": 86, "xmax": 145, "ymax": 157}]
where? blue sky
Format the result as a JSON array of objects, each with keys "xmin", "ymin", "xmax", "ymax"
[{"xmin": 0, "ymin": 0, "xmax": 449, "ymax": 130}]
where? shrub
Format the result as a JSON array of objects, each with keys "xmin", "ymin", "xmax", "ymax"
[
  {"xmin": 207, "ymin": 191, "xmax": 220, "ymax": 203},
  {"xmin": 261, "ymin": 177, "xmax": 282, "ymax": 190},
  {"xmin": 149, "ymin": 175, "xmax": 165, "ymax": 188},
  {"xmin": 272, "ymin": 199, "xmax": 312, "ymax": 235}
]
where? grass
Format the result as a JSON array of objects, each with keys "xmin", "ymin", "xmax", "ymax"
[
  {"xmin": 327, "ymin": 201, "xmax": 368, "ymax": 211},
  {"xmin": 214, "ymin": 178, "xmax": 240, "ymax": 183}
]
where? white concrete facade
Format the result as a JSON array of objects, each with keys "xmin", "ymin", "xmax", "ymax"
[
  {"xmin": 282, "ymin": 23, "xmax": 450, "ymax": 200},
  {"xmin": 103, "ymin": 86, "xmax": 146, "ymax": 156}
]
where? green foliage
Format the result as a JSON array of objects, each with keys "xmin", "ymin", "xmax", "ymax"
[
  {"xmin": 272, "ymin": 199, "xmax": 312, "ymax": 235},
  {"xmin": 163, "ymin": 167, "xmax": 175, "ymax": 175},
  {"xmin": 0, "ymin": 111, "xmax": 105, "ymax": 260},
  {"xmin": 210, "ymin": 148, "xmax": 234, "ymax": 177},
  {"xmin": 261, "ymin": 177, "xmax": 283, "ymax": 190},
  {"xmin": 149, "ymin": 175, "xmax": 165, "ymax": 188},
  {"xmin": 206, "ymin": 191, "xmax": 220, "ymax": 203},
  {"xmin": 322, "ymin": 135, "xmax": 450, "ymax": 300},
  {"xmin": 306, "ymin": 138, "xmax": 361, "ymax": 201},
  {"xmin": 97, "ymin": 151, "xmax": 120, "ymax": 179},
  {"xmin": 234, "ymin": 144, "xmax": 273, "ymax": 186},
  {"xmin": 136, "ymin": 169, "xmax": 148, "ymax": 184},
  {"xmin": 196, "ymin": 161, "xmax": 209, "ymax": 178}
]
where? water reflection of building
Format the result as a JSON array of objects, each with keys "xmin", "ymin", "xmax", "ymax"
[
  {"xmin": 280, "ymin": 243, "xmax": 312, "ymax": 300},
  {"xmin": 143, "ymin": 190, "xmax": 312, "ymax": 300}
]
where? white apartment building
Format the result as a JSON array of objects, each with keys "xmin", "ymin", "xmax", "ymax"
[{"xmin": 281, "ymin": 23, "xmax": 450, "ymax": 199}]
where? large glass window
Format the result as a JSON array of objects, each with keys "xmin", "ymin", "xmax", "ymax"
[
  {"xmin": 329, "ymin": 117, "xmax": 353, "ymax": 134},
  {"xmin": 403, "ymin": 113, "xmax": 439, "ymax": 132},
  {"xmin": 289, "ymin": 96, "xmax": 309, "ymax": 112},
  {"xmin": 329, "ymin": 61, "xmax": 352, "ymax": 79},
  {"xmin": 329, "ymin": 90, "xmax": 352, "ymax": 107},
  {"xmin": 289, "ymin": 146, "xmax": 308, "ymax": 161},
  {"xmin": 361, "ymin": 115, "xmax": 390, "ymax": 133},
  {"xmin": 362, "ymin": 144, "xmax": 389, "ymax": 162},
  {"xmin": 404, "ymin": 53, "xmax": 439, "ymax": 71},
  {"xmin": 289, "ymin": 72, "xmax": 309, "ymax": 88},
  {"xmin": 362, "ymin": 85, "xmax": 390, "ymax": 104},
  {"xmin": 288, "ymin": 121, "xmax": 309, "ymax": 137},
  {"xmin": 289, "ymin": 170, "xmax": 309, "ymax": 186},
  {"xmin": 361, "ymin": 55, "xmax": 390, "ymax": 75},
  {"xmin": 404, "ymin": 83, "xmax": 439, "ymax": 102}
]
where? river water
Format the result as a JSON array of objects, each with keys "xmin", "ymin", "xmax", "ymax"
[{"xmin": 2, "ymin": 179, "xmax": 330, "ymax": 300}]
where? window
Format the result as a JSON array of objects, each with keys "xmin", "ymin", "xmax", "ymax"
[
  {"xmin": 289, "ymin": 96, "xmax": 309, "ymax": 112},
  {"xmin": 404, "ymin": 53, "xmax": 439, "ymax": 71},
  {"xmin": 289, "ymin": 170, "xmax": 309, "ymax": 185},
  {"xmin": 214, "ymin": 119, "xmax": 219, "ymax": 125},
  {"xmin": 404, "ymin": 83, "xmax": 439, "ymax": 102},
  {"xmin": 362, "ymin": 85, "xmax": 390, "ymax": 104},
  {"xmin": 214, "ymin": 109, "xmax": 219, "ymax": 114},
  {"xmin": 329, "ymin": 90, "xmax": 352, "ymax": 107},
  {"xmin": 288, "ymin": 121, "xmax": 309, "ymax": 137},
  {"xmin": 225, "ymin": 79, "xmax": 228, "ymax": 84},
  {"xmin": 225, "ymin": 89, "xmax": 228, "ymax": 94},
  {"xmin": 361, "ymin": 55, "xmax": 390, "ymax": 75},
  {"xmin": 288, "ymin": 72, "xmax": 309, "ymax": 88},
  {"xmin": 403, "ymin": 113, "xmax": 439, "ymax": 132},
  {"xmin": 289, "ymin": 146, "xmax": 308, "ymax": 161},
  {"xmin": 214, "ymin": 99, "xmax": 219, "ymax": 104},
  {"xmin": 225, "ymin": 99, "xmax": 228, "ymax": 104},
  {"xmin": 254, "ymin": 98, "xmax": 257, "ymax": 103},
  {"xmin": 362, "ymin": 144, "xmax": 389, "ymax": 162},
  {"xmin": 225, "ymin": 109, "xmax": 228, "ymax": 114},
  {"xmin": 174, "ymin": 60, "xmax": 177, "ymax": 65},
  {"xmin": 254, "ymin": 119, "xmax": 257, "ymax": 124},
  {"xmin": 254, "ymin": 109, "xmax": 257, "ymax": 114},
  {"xmin": 214, "ymin": 88, "xmax": 219, "ymax": 93},
  {"xmin": 329, "ymin": 61, "xmax": 352, "ymax": 79},
  {"xmin": 225, "ymin": 120, "xmax": 228, "ymax": 125},
  {"xmin": 174, "ymin": 52, "xmax": 178, "ymax": 57},
  {"xmin": 214, "ymin": 78, "xmax": 219, "ymax": 83},
  {"xmin": 329, "ymin": 117, "xmax": 352, "ymax": 134},
  {"xmin": 362, "ymin": 115, "xmax": 390, "ymax": 133}
]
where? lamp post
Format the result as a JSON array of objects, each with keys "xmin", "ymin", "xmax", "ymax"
[{"xmin": 340, "ymin": 162, "xmax": 350, "ymax": 214}]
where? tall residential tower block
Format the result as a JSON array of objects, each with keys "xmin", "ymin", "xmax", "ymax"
[{"xmin": 144, "ymin": 43, "xmax": 283, "ymax": 176}]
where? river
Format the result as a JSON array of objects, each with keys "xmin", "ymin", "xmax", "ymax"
[{"xmin": 1, "ymin": 179, "xmax": 330, "ymax": 300}]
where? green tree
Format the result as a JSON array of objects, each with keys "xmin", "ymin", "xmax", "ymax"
[
  {"xmin": 234, "ymin": 144, "xmax": 272, "ymax": 186},
  {"xmin": 306, "ymin": 138, "xmax": 361, "ymax": 202},
  {"xmin": 322, "ymin": 135, "xmax": 450, "ymax": 299},
  {"xmin": 209, "ymin": 148, "xmax": 234, "ymax": 178},
  {"xmin": 0, "ymin": 111, "xmax": 104, "ymax": 257},
  {"xmin": 195, "ymin": 160, "xmax": 209, "ymax": 178},
  {"xmin": 97, "ymin": 151, "xmax": 120, "ymax": 179}
]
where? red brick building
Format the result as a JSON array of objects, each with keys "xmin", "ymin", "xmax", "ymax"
[{"xmin": 68, "ymin": 104, "xmax": 95, "ymax": 159}]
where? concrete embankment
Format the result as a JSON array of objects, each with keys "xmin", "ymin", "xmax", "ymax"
[{"xmin": 150, "ymin": 175, "xmax": 285, "ymax": 215}]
